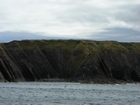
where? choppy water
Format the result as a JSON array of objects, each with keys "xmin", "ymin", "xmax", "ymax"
[{"xmin": 0, "ymin": 82, "xmax": 140, "ymax": 105}]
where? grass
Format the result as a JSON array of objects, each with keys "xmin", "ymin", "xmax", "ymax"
[
  {"xmin": 0, "ymin": 43, "xmax": 4, "ymax": 50},
  {"xmin": 126, "ymin": 43, "xmax": 140, "ymax": 54},
  {"xmin": 19, "ymin": 40, "xmax": 99, "ymax": 68},
  {"xmin": 97, "ymin": 41, "xmax": 129, "ymax": 53},
  {"xmin": 66, "ymin": 40, "xmax": 100, "ymax": 68},
  {"xmin": 18, "ymin": 40, "xmax": 37, "ymax": 50},
  {"xmin": 0, "ymin": 45, "xmax": 2, "ymax": 49},
  {"xmin": 6, "ymin": 40, "xmax": 140, "ymax": 68}
]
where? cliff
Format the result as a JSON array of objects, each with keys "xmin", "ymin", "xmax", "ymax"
[{"xmin": 0, "ymin": 40, "xmax": 140, "ymax": 83}]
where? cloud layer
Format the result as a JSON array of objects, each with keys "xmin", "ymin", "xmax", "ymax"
[{"xmin": 0, "ymin": 0, "xmax": 140, "ymax": 42}]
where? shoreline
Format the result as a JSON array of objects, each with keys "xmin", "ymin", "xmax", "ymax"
[
  {"xmin": 1, "ymin": 78, "xmax": 139, "ymax": 84},
  {"xmin": 0, "ymin": 40, "xmax": 140, "ymax": 83}
]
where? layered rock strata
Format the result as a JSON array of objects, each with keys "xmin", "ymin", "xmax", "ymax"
[{"xmin": 0, "ymin": 40, "xmax": 140, "ymax": 83}]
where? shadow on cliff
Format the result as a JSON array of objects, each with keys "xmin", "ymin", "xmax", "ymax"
[{"xmin": 0, "ymin": 40, "xmax": 140, "ymax": 83}]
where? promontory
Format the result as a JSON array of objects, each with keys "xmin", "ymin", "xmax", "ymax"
[{"xmin": 0, "ymin": 40, "xmax": 140, "ymax": 83}]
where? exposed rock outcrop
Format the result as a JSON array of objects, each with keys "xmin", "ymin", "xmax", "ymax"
[{"xmin": 0, "ymin": 40, "xmax": 140, "ymax": 83}]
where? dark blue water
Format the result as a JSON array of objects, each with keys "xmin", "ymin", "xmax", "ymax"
[{"xmin": 0, "ymin": 82, "xmax": 140, "ymax": 105}]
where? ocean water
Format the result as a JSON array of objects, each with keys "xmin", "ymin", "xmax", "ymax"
[{"xmin": 0, "ymin": 82, "xmax": 140, "ymax": 105}]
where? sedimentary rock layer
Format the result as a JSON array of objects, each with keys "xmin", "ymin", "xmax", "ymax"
[{"xmin": 0, "ymin": 40, "xmax": 140, "ymax": 82}]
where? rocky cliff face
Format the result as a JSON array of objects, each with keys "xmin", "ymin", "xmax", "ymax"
[{"xmin": 0, "ymin": 40, "xmax": 140, "ymax": 83}]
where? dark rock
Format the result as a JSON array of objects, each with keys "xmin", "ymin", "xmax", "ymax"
[{"xmin": 0, "ymin": 40, "xmax": 140, "ymax": 83}]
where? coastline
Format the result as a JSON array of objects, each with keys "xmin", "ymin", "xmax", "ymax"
[
  {"xmin": 0, "ymin": 40, "xmax": 140, "ymax": 83},
  {"xmin": 2, "ymin": 78, "xmax": 139, "ymax": 84}
]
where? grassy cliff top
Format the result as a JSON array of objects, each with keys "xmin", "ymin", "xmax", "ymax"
[
  {"xmin": 0, "ymin": 40, "xmax": 140, "ymax": 54},
  {"xmin": 0, "ymin": 39, "xmax": 140, "ymax": 70}
]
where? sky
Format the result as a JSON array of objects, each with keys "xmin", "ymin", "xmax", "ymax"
[{"xmin": 0, "ymin": 0, "xmax": 140, "ymax": 42}]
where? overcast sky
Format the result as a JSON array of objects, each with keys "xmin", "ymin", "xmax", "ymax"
[{"xmin": 0, "ymin": 0, "xmax": 140, "ymax": 42}]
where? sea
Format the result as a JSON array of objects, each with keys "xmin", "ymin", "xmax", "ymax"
[{"xmin": 0, "ymin": 82, "xmax": 140, "ymax": 105}]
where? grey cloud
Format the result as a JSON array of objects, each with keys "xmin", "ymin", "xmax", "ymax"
[
  {"xmin": 55, "ymin": 2, "xmax": 140, "ymax": 29},
  {"xmin": 0, "ymin": 31, "xmax": 64, "ymax": 42},
  {"xmin": 103, "ymin": 27, "xmax": 140, "ymax": 35},
  {"xmin": 113, "ymin": 4, "xmax": 140, "ymax": 25},
  {"xmin": 0, "ymin": 28, "xmax": 139, "ymax": 43},
  {"xmin": 54, "ymin": 3, "xmax": 109, "ymax": 24},
  {"xmin": 0, "ymin": 0, "xmax": 140, "ymax": 42},
  {"xmin": 89, "ymin": 27, "xmax": 140, "ymax": 42}
]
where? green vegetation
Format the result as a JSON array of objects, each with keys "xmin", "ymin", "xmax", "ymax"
[
  {"xmin": 68, "ymin": 40, "xmax": 99, "ymax": 68},
  {"xmin": 0, "ymin": 45, "xmax": 2, "ymax": 49},
  {"xmin": 0, "ymin": 39, "xmax": 140, "ymax": 72},
  {"xmin": 18, "ymin": 40, "xmax": 36, "ymax": 50},
  {"xmin": 18, "ymin": 40, "xmax": 101, "ymax": 68},
  {"xmin": 98, "ymin": 41, "xmax": 129, "ymax": 53},
  {"xmin": 125, "ymin": 43, "xmax": 140, "ymax": 54},
  {"xmin": 0, "ymin": 44, "xmax": 4, "ymax": 50}
]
